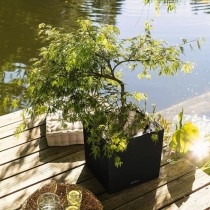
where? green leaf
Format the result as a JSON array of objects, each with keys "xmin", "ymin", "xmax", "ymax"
[
  {"xmin": 11, "ymin": 99, "xmax": 19, "ymax": 109},
  {"xmin": 144, "ymin": 0, "xmax": 150, "ymax": 4},
  {"xmin": 15, "ymin": 122, "xmax": 27, "ymax": 138},
  {"xmin": 179, "ymin": 46, "xmax": 184, "ymax": 53},
  {"xmin": 155, "ymin": 0, "xmax": 160, "ymax": 16},
  {"xmin": 182, "ymin": 62, "xmax": 194, "ymax": 74},
  {"xmin": 3, "ymin": 97, "xmax": 10, "ymax": 110},
  {"xmin": 114, "ymin": 156, "xmax": 123, "ymax": 168},
  {"xmin": 197, "ymin": 40, "xmax": 201, "ymax": 49},
  {"xmin": 138, "ymin": 73, "xmax": 144, "ymax": 80},
  {"xmin": 167, "ymin": 3, "xmax": 175, "ymax": 12},
  {"xmin": 170, "ymin": 122, "xmax": 200, "ymax": 154},
  {"xmin": 202, "ymin": 161, "xmax": 210, "ymax": 175},
  {"xmin": 133, "ymin": 92, "xmax": 146, "ymax": 102},
  {"xmin": 129, "ymin": 64, "xmax": 137, "ymax": 71},
  {"xmin": 190, "ymin": 44, "xmax": 193, "ymax": 51},
  {"xmin": 200, "ymin": 37, "xmax": 205, "ymax": 43},
  {"xmin": 151, "ymin": 133, "xmax": 159, "ymax": 142},
  {"xmin": 144, "ymin": 21, "xmax": 153, "ymax": 32},
  {"xmin": 182, "ymin": 39, "xmax": 187, "ymax": 44},
  {"xmin": 178, "ymin": 109, "xmax": 183, "ymax": 129}
]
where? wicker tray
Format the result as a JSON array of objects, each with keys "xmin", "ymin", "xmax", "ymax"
[{"xmin": 21, "ymin": 181, "xmax": 103, "ymax": 210}]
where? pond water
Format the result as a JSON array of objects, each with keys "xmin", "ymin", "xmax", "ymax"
[{"xmin": 0, "ymin": 0, "xmax": 210, "ymax": 115}]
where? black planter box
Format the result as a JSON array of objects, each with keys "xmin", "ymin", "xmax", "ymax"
[{"xmin": 83, "ymin": 125, "xmax": 164, "ymax": 193}]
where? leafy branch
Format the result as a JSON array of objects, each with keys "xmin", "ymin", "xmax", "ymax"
[{"xmin": 3, "ymin": 19, "xmax": 201, "ymax": 166}]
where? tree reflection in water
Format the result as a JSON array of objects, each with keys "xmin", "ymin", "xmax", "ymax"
[
  {"xmin": 190, "ymin": 0, "xmax": 210, "ymax": 14},
  {"xmin": 1, "ymin": 0, "xmax": 210, "ymax": 115},
  {"xmin": 0, "ymin": 0, "xmax": 124, "ymax": 115}
]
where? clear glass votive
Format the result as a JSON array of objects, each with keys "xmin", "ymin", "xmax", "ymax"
[
  {"xmin": 66, "ymin": 185, "xmax": 82, "ymax": 210},
  {"xmin": 37, "ymin": 192, "xmax": 63, "ymax": 210}
]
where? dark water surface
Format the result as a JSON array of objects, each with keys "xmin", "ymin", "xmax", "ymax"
[{"xmin": 0, "ymin": 0, "xmax": 210, "ymax": 115}]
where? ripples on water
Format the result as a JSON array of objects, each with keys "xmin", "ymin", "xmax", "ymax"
[
  {"xmin": 191, "ymin": 0, "xmax": 210, "ymax": 14},
  {"xmin": 0, "ymin": 0, "xmax": 210, "ymax": 115}
]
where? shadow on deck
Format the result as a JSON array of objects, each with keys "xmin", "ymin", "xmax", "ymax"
[{"xmin": 0, "ymin": 110, "xmax": 210, "ymax": 210}]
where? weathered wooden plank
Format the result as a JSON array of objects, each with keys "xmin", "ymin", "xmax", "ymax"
[
  {"xmin": 162, "ymin": 184, "xmax": 210, "ymax": 210},
  {"xmin": 0, "ymin": 164, "xmax": 97, "ymax": 210},
  {"xmin": 115, "ymin": 169, "xmax": 210, "ymax": 210},
  {"xmin": 0, "ymin": 145, "xmax": 169, "ymax": 209},
  {"xmin": 161, "ymin": 146, "xmax": 171, "ymax": 166},
  {"xmin": 0, "ymin": 114, "xmax": 45, "ymax": 139},
  {"xmin": 1, "ymin": 109, "xmax": 209, "ymax": 210},
  {"xmin": 0, "ymin": 110, "xmax": 24, "ymax": 128},
  {"xmin": 0, "ymin": 137, "xmax": 48, "ymax": 166},
  {"xmin": 0, "ymin": 144, "xmax": 84, "ymax": 181},
  {"xmin": 99, "ymin": 159, "xmax": 197, "ymax": 210},
  {"xmin": 0, "ymin": 123, "xmax": 46, "ymax": 152},
  {"xmin": 0, "ymin": 150, "xmax": 85, "ymax": 199}
]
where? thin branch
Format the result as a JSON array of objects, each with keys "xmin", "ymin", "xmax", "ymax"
[
  {"xmin": 112, "ymin": 59, "xmax": 144, "ymax": 72},
  {"xmin": 89, "ymin": 71, "xmax": 124, "ymax": 86},
  {"xmin": 180, "ymin": 38, "xmax": 202, "ymax": 46},
  {"xmin": 95, "ymin": 52, "xmax": 113, "ymax": 72}
]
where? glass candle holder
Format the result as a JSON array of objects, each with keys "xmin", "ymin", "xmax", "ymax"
[
  {"xmin": 37, "ymin": 192, "xmax": 62, "ymax": 210},
  {"xmin": 66, "ymin": 185, "xmax": 82, "ymax": 210}
]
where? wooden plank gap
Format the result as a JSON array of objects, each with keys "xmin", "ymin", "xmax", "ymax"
[
  {"xmin": 0, "ymin": 165, "xmax": 92, "ymax": 209},
  {"xmin": 0, "ymin": 146, "xmax": 84, "ymax": 181},
  {"xmin": 0, "ymin": 162, "xmax": 86, "ymax": 200},
  {"xmin": 0, "ymin": 137, "xmax": 46, "ymax": 159},
  {"xmin": 0, "ymin": 123, "xmax": 46, "ymax": 152},
  {"xmin": 0, "ymin": 150, "xmax": 85, "ymax": 199},
  {"xmin": 0, "ymin": 116, "xmax": 46, "ymax": 140}
]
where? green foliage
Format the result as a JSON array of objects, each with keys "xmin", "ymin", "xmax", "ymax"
[
  {"xmin": 4, "ymin": 20, "xmax": 198, "ymax": 166},
  {"xmin": 177, "ymin": 109, "xmax": 183, "ymax": 130},
  {"xmin": 144, "ymin": 0, "xmax": 177, "ymax": 13},
  {"xmin": 202, "ymin": 161, "xmax": 210, "ymax": 175},
  {"xmin": 169, "ymin": 110, "xmax": 200, "ymax": 156},
  {"xmin": 151, "ymin": 133, "xmax": 159, "ymax": 142},
  {"xmin": 3, "ymin": 96, "xmax": 10, "ymax": 110},
  {"xmin": 114, "ymin": 156, "xmax": 123, "ymax": 168},
  {"xmin": 155, "ymin": 114, "xmax": 172, "ymax": 144}
]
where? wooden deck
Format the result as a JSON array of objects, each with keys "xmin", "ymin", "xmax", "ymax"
[{"xmin": 0, "ymin": 110, "xmax": 210, "ymax": 210}]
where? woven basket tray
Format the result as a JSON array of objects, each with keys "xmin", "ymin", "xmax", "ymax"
[{"xmin": 21, "ymin": 182, "xmax": 103, "ymax": 210}]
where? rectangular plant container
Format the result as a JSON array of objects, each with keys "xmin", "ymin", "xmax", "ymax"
[{"xmin": 83, "ymin": 125, "xmax": 164, "ymax": 193}]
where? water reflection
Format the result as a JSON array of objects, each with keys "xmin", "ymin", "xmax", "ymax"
[
  {"xmin": 0, "ymin": 0, "xmax": 124, "ymax": 65},
  {"xmin": 0, "ymin": 0, "xmax": 124, "ymax": 115},
  {"xmin": 190, "ymin": 0, "xmax": 210, "ymax": 14},
  {"xmin": 81, "ymin": 0, "xmax": 124, "ymax": 24},
  {"xmin": 2, "ymin": 64, "xmax": 25, "ymax": 84}
]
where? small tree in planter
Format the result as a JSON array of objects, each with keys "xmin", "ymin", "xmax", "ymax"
[{"xmin": 5, "ymin": 19, "xmax": 198, "ymax": 192}]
